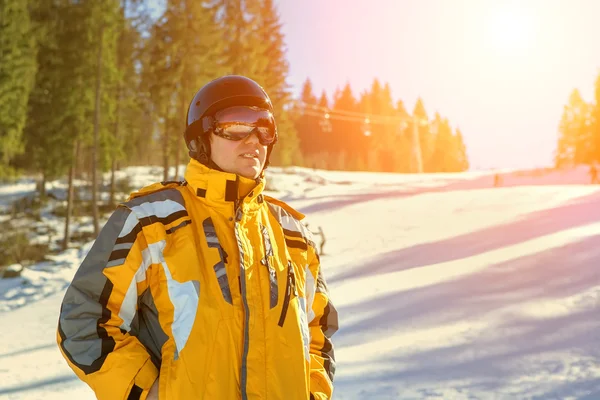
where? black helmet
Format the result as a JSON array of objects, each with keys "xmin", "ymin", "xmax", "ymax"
[{"xmin": 184, "ymin": 75, "xmax": 277, "ymax": 169}]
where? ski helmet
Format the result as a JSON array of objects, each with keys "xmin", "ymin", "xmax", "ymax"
[{"xmin": 184, "ymin": 75, "xmax": 277, "ymax": 169}]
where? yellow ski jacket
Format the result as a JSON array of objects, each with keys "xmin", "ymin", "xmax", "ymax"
[{"xmin": 57, "ymin": 159, "xmax": 338, "ymax": 399}]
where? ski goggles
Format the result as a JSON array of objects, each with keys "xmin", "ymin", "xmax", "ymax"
[{"xmin": 202, "ymin": 106, "xmax": 277, "ymax": 146}]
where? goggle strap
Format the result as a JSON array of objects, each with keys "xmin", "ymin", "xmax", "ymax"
[{"xmin": 201, "ymin": 116, "xmax": 214, "ymax": 135}]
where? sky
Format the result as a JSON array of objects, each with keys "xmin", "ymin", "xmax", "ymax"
[
  {"xmin": 1, "ymin": 165, "xmax": 600, "ymax": 398},
  {"xmin": 144, "ymin": 0, "xmax": 600, "ymax": 170},
  {"xmin": 276, "ymin": 0, "xmax": 600, "ymax": 170}
]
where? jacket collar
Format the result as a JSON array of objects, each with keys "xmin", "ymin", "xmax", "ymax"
[{"xmin": 184, "ymin": 159, "xmax": 266, "ymax": 213}]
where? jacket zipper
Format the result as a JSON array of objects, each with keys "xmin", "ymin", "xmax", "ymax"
[
  {"xmin": 234, "ymin": 203, "xmax": 251, "ymax": 400},
  {"xmin": 278, "ymin": 261, "xmax": 295, "ymax": 327}
]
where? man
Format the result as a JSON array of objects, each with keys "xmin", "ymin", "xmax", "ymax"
[{"xmin": 57, "ymin": 75, "xmax": 338, "ymax": 400}]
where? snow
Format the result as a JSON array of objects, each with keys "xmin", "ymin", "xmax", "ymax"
[{"xmin": 1, "ymin": 164, "xmax": 600, "ymax": 399}]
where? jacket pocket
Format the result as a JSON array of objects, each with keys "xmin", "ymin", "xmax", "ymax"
[
  {"xmin": 278, "ymin": 260, "xmax": 296, "ymax": 327},
  {"xmin": 203, "ymin": 217, "xmax": 233, "ymax": 306}
]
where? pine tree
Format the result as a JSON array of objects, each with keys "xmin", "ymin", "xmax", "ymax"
[
  {"xmin": 318, "ymin": 91, "xmax": 329, "ymax": 109},
  {"xmin": 410, "ymin": 98, "xmax": 429, "ymax": 173},
  {"xmin": 142, "ymin": 0, "xmax": 223, "ymax": 180},
  {"xmin": 453, "ymin": 127, "xmax": 469, "ymax": 171},
  {"xmin": 79, "ymin": 0, "xmax": 121, "ymax": 235},
  {"xmin": 375, "ymin": 82, "xmax": 397, "ymax": 172},
  {"xmin": 116, "ymin": 0, "xmax": 159, "ymax": 167},
  {"xmin": 142, "ymin": 15, "xmax": 174, "ymax": 177},
  {"xmin": 176, "ymin": 0, "xmax": 223, "ymax": 172},
  {"xmin": 21, "ymin": 0, "xmax": 96, "ymax": 193},
  {"xmin": 19, "ymin": 0, "xmax": 62, "ymax": 188},
  {"xmin": 295, "ymin": 79, "xmax": 319, "ymax": 164},
  {"xmin": 0, "ymin": 0, "xmax": 37, "ymax": 178},
  {"xmin": 18, "ymin": 0, "xmax": 122, "ymax": 242},
  {"xmin": 358, "ymin": 80, "xmax": 384, "ymax": 170},
  {"xmin": 332, "ymin": 82, "xmax": 362, "ymax": 170},
  {"xmin": 430, "ymin": 113, "xmax": 453, "ymax": 171},
  {"xmin": 248, "ymin": 0, "xmax": 287, "ymax": 102},
  {"xmin": 106, "ymin": 0, "xmax": 142, "ymax": 202},
  {"xmin": 555, "ymin": 89, "xmax": 593, "ymax": 167},
  {"xmin": 394, "ymin": 99, "xmax": 412, "ymax": 172},
  {"xmin": 316, "ymin": 89, "xmax": 331, "ymax": 167},
  {"xmin": 591, "ymin": 72, "xmax": 600, "ymax": 163},
  {"xmin": 246, "ymin": 0, "xmax": 299, "ymax": 166},
  {"xmin": 217, "ymin": 0, "xmax": 257, "ymax": 76}
]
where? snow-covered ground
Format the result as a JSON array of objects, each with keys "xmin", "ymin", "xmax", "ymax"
[{"xmin": 1, "ymin": 164, "xmax": 599, "ymax": 399}]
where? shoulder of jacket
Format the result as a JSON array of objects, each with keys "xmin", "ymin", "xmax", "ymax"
[
  {"xmin": 264, "ymin": 195, "xmax": 317, "ymax": 249},
  {"xmin": 125, "ymin": 181, "xmax": 186, "ymax": 202},
  {"xmin": 263, "ymin": 195, "xmax": 305, "ymax": 221},
  {"xmin": 120, "ymin": 181, "xmax": 189, "ymax": 218}
]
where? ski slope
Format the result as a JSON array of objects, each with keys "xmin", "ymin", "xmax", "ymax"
[{"xmin": 1, "ymin": 165, "xmax": 599, "ymax": 399}]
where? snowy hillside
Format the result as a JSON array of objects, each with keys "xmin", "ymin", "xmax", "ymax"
[{"xmin": 0, "ymin": 165, "xmax": 599, "ymax": 399}]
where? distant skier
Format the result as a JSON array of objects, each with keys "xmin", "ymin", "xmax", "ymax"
[
  {"xmin": 307, "ymin": 223, "xmax": 327, "ymax": 256},
  {"xmin": 56, "ymin": 76, "xmax": 338, "ymax": 400},
  {"xmin": 493, "ymin": 173, "xmax": 502, "ymax": 187},
  {"xmin": 318, "ymin": 226, "xmax": 327, "ymax": 256},
  {"xmin": 589, "ymin": 164, "xmax": 598, "ymax": 184}
]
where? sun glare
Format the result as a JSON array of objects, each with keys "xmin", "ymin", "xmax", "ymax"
[{"xmin": 488, "ymin": 7, "xmax": 534, "ymax": 51}]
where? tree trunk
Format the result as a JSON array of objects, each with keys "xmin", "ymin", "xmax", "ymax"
[
  {"xmin": 109, "ymin": 0, "xmax": 128, "ymax": 207},
  {"xmin": 109, "ymin": 98, "xmax": 119, "ymax": 206},
  {"xmin": 163, "ymin": 106, "xmax": 170, "ymax": 182},
  {"xmin": 411, "ymin": 115, "xmax": 423, "ymax": 173},
  {"xmin": 38, "ymin": 173, "xmax": 46, "ymax": 198},
  {"xmin": 110, "ymin": 159, "xmax": 117, "ymax": 206},
  {"xmin": 91, "ymin": 23, "xmax": 104, "ymax": 236},
  {"xmin": 174, "ymin": 94, "xmax": 186, "ymax": 180},
  {"xmin": 110, "ymin": 88, "xmax": 121, "ymax": 206},
  {"xmin": 174, "ymin": 139, "xmax": 181, "ymax": 179},
  {"xmin": 63, "ymin": 140, "xmax": 80, "ymax": 251}
]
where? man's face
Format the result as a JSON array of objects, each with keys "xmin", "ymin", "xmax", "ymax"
[{"xmin": 209, "ymin": 131, "xmax": 268, "ymax": 179}]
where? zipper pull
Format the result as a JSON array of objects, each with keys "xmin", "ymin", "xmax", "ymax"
[
  {"xmin": 288, "ymin": 261, "xmax": 297, "ymax": 296},
  {"xmin": 278, "ymin": 262, "xmax": 294, "ymax": 327},
  {"xmin": 286, "ymin": 276, "xmax": 292, "ymax": 297}
]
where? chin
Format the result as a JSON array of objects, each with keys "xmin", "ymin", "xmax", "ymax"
[{"xmin": 238, "ymin": 167, "xmax": 260, "ymax": 179}]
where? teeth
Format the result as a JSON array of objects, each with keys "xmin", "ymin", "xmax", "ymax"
[{"xmin": 241, "ymin": 153, "xmax": 257, "ymax": 158}]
